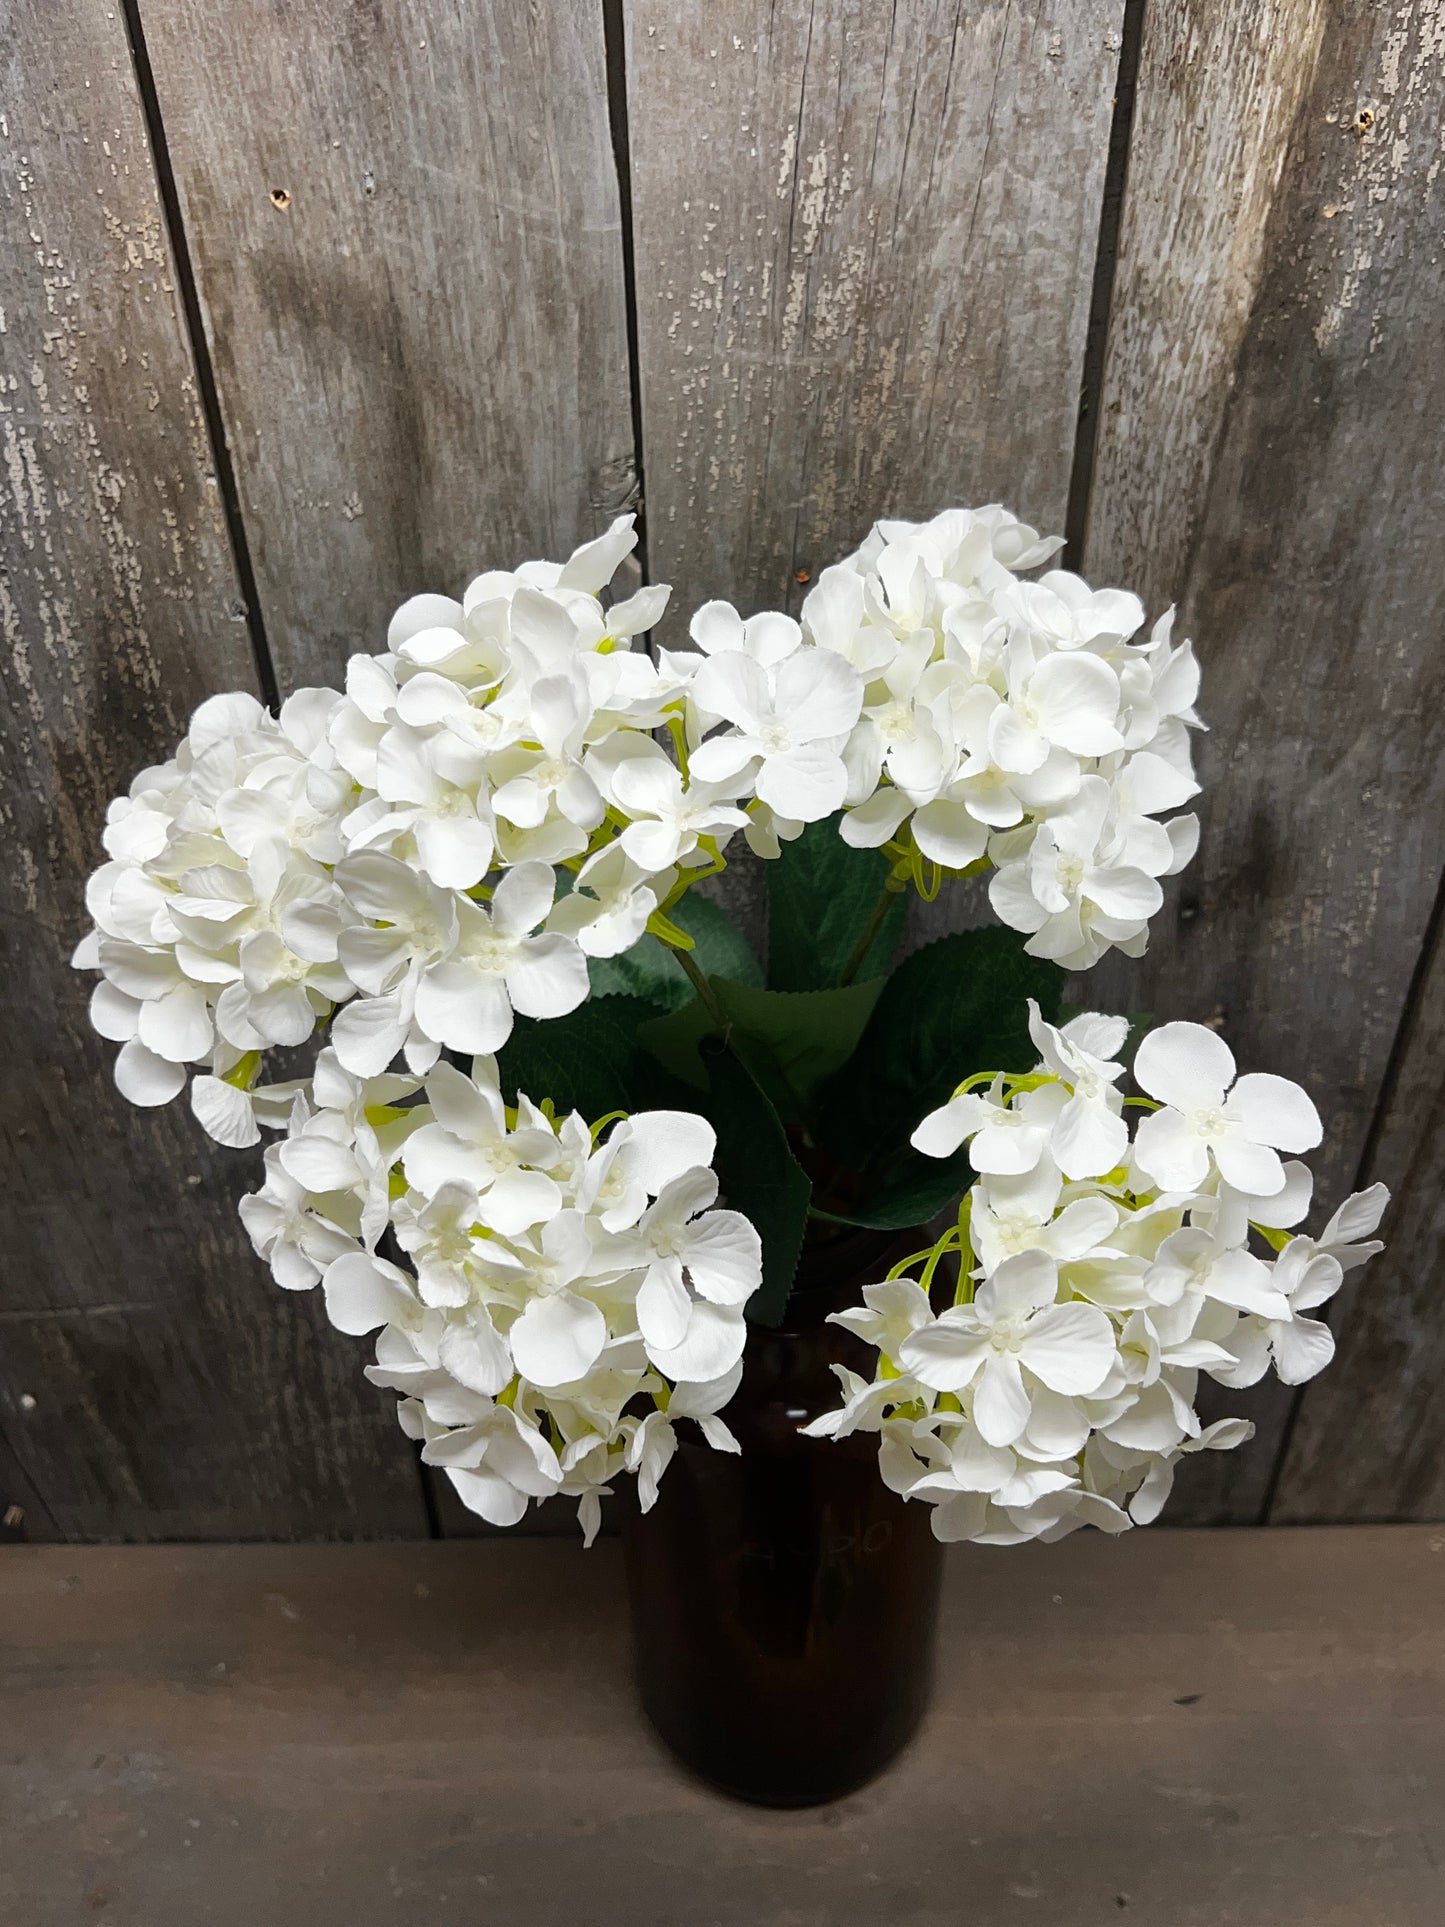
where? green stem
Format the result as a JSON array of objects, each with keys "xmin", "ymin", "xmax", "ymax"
[
  {"xmin": 674, "ymin": 944, "xmax": 729, "ymax": 1028},
  {"xmin": 839, "ymin": 884, "xmax": 898, "ymax": 987}
]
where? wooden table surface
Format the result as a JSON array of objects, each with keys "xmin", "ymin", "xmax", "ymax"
[{"xmin": 2, "ymin": 1527, "xmax": 1442, "ymax": 1926}]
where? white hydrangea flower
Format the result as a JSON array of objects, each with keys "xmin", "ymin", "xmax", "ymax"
[
  {"xmin": 72, "ymin": 507, "xmax": 1304, "ymax": 1555},
  {"xmin": 234, "ymin": 1052, "xmax": 759, "ymax": 1540},
  {"xmin": 1132, "ymin": 1020, "xmax": 1323, "ymax": 1196},
  {"xmin": 812, "ymin": 1013, "xmax": 1388, "ymax": 1546}
]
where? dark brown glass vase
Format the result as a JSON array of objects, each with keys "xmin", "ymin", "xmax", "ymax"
[{"xmin": 622, "ymin": 1227, "xmax": 944, "ymax": 1806}]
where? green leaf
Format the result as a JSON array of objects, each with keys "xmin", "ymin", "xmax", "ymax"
[
  {"xmin": 765, "ymin": 812, "xmax": 907, "ymax": 990},
  {"xmin": 634, "ymin": 993, "xmax": 718, "ymax": 1091},
  {"xmin": 496, "ymin": 995, "xmax": 660, "ymax": 1120},
  {"xmin": 586, "ymin": 891, "xmax": 762, "ymax": 1009},
  {"xmin": 586, "ymin": 939, "xmax": 690, "ymax": 1010},
  {"xmin": 813, "ymin": 1149, "xmax": 973, "ymax": 1231},
  {"xmin": 816, "ymin": 926, "xmax": 1066, "ymax": 1168},
  {"xmin": 635, "ymin": 975, "xmax": 885, "ymax": 1115},
  {"xmin": 701, "ymin": 1041, "xmax": 811, "ymax": 1327},
  {"xmin": 679, "ymin": 891, "xmax": 765, "ymax": 986},
  {"xmin": 713, "ymin": 977, "xmax": 885, "ymax": 1115}
]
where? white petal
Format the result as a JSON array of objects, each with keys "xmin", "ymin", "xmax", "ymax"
[
  {"xmin": 1133, "ymin": 1021, "xmax": 1235, "ymax": 1110},
  {"xmin": 637, "ymin": 1258, "xmax": 693, "ymax": 1350},
  {"xmin": 681, "ymin": 1210, "xmax": 762, "ymax": 1305},
  {"xmin": 1204, "ymin": 1246, "xmax": 1290, "ymax": 1317},
  {"xmin": 1225, "ymin": 1072, "xmax": 1323, "ymax": 1154},
  {"xmin": 279, "ymin": 1134, "xmax": 360, "ymax": 1194},
  {"xmin": 113, "ymin": 1038, "xmax": 187, "ymax": 1107},
  {"xmin": 1133, "ymin": 1107, "xmax": 1212, "ymax": 1191},
  {"xmin": 415, "ymin": 812, "xmax": 494, "ymax": 891},
  {"xmin": 505, "ymin": 934, "xmax": 590, "ymax": 1021},
  {"xmin": 912, "ymin": 799, "xmax": 988, "ymax": 871},
  {"xmin": 388, "ymin": 593, "xmax": 465, "ymax": 652},
  {"xmin": 489, "ymin": 859, "xmax": 557, "ymax": 938},
  {"xmin": 415, "ymin": 962, "xmax": 514, "ymax": 1054},
  {"xmin": 1029, "ymin": 653, "xmax": 1122, "ymax": 754},
  {"xmin": 972, "ymin": 1353, "xmax": 1032, "ymax": 1447},
  {"xmin": 477, "ymin": 1167, "xmax": 563, "ymax": 1238},
  {"xmin": 558, "ymin": 514, "xmax": 637, "ymax": 593},
  {"xmin": 646, "ymin": 1301, "xmax": 747, "ymax": 1382},
  {"xmin": 755, "ymin": 742, "xmax": 848, "ymax": 821},
  {"xmin": 1083, "ymin": 865, "xmax": 1162, "ymax": 922},
  {"xmin": 691, "ymin": 652, "xmax": 771, "ymax": 733},
  {"xmin": 620, "ymin": 1110, "xmax": 717, "ymax": 1195},
  {"xmin": 979, "ymin": 1250, "xmax": 1059, "ymax": 1320},
  {"xmin": 1051, "ymin": 1092, "xmax": 1127, "ymax": 1180},
  {"xmin": 899, "ymin": 1317, "xmax": 989, "ymax": 1393},
  {"xmin": 137, "ymin": 982, "xmax": 214, "ymax": 1064},
  {"xmin": 910, "ymin": 1094, "xmax": 975, "ymax": 1160},
  {"xmin": 1212, "ymin": 1135, "xmax": 1286, "ymax": 1197},
  {"xmin": 438, "ymin": 1317, "xmax": 513, "ymax": 1396},
  {"xmin": 688, "ymin": 599, "xmax": 745, "ymax": 654},
  {"xmin": 1164, "ymin": 814, "xmax": 1200, "ymax": 875},
  {"xmin": 1269, "ymin": 1313, "xmax": 1335, "ymax": 1385},
  {"xmin": 607, "ymin": 582, "xmax": 671, "ymax": 637},
  {"xmin": 1020, "ymin": 1303, "xmax": 1116, "ymax": 1394},
  {"xmin": 190, "ymin": 1074, "xmax": 261, "ymax": 1149},
  {"xmin": 446, "ymin": 1466, "xmax": 529, "ymax": 1528},
  {"xmin": 1047, "ymin": 1195, "xmax": 1119, "ymax": 1261},
  {"xmin": 1123, "ymin": 749, "xmax": 1199, "ymax": 815},
  {"xmin": 330, "ymin": 993, "xmax": 409, "ymax": 1077},
  {"xmin": 323, "ymin": 1252, "xmax": 415, "ymax": 1334},
  {"xmin": 1320, "ymin": 1183, "xmax": 1390, "ymax": 1247},
  {"xmin": 89, "ymin": 980, "xmax": 142, "ymax": 1042},
  {"xmin": 772, "ymin": 649, "xmax": 863, "ymax": 739},
  {"xmin": 509, "ymin": 1290, "xmax": 607, "ymax": 1388},
  {"xmin": 840, "ymin": 785, "xmax": 912, "ymax": 848}
]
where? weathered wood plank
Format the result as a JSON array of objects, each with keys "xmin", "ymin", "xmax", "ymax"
[
  {"xmin": 0, "ymin": 1427, "xmax": 60, "ymax": 1544},
  {"xmin": 624, "ymin": 0, "xmax": 1126, "ymax": 949},
  {"xmin": 1082, "ymin": 0, "xmax": 1330, "ymax": 614},
  {"xmin": 1272, "ymin": 901, "xmax": 1445, "ymax": 1522},
  {"xmin": 1083, "ymin": 0, "xmax": 1445, "ymax": 1520},
  {"xmin": 627, "ymin": 0, "xmax": 1126, "ymax": 621},
  {"xmin": 140, "ymin": 0, "xmax": 638, "ymax": 692},
  {"xmin": 0, "ymin": 0, "xmax": 426, "ymax": 1539},
  {"xmin": 3, "ymin": 1531, "xmax": 1443, "ymax": 1924}
]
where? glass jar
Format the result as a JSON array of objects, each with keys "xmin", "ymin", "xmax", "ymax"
[{"xmin": 621, "ymin": 1226, "xmax": 944, "ymax": 1806}]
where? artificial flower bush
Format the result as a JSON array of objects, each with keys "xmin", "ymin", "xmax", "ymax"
[{"xmin": 74, "ymin": 506, "xmax": 1386, "ymax": 1541}]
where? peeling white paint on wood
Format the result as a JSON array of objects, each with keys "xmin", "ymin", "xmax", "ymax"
[
  {"xmin": 0, "ymin": 0, "xmax": 426, "ymax": 1541},
  {"xmin": 140, "ymin": 0, "xmax": 637, "ymax": 694}
]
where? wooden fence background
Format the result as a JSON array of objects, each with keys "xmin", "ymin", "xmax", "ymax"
[{"xmin": 2, "ymin": 0, "xmax": 1442, "ymax": 1541}]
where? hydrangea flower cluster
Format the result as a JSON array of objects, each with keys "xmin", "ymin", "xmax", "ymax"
[
  {"xmin": 239, "ymin": 1047, "xmax": 760, "ymax": 1540},
  {"xmin": 74, "ymin": 503, "xmax": 1379, "ymax": 1541},
  {"xmin": 72, "ymin": 504, "xmax": 1200, "ymax": 1154},
  {"xmin": 797, "ymin": 508, "xmax": 1202, "ymax": 965},
  {"xmin": 805, "ymin": 1005, "xmax": 1388, "ymax": 1544}
]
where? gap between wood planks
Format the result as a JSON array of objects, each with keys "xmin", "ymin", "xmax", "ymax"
[
  {"xmin": 1064, "ymin": 0, "xmax": 1146, "ymax": 572},
  {"xmin": 603, "ymin": 0, "xmax": 650, "ymax": 588},
  {"xmin": 118, "ymin": 0, "xmax": 282, "ymax": 715}
]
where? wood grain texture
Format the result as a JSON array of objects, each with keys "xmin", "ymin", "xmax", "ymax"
[
  {"xmin": 138, "ymin": 0, "xmax": 638, "ymax": 692},
  {"xmin": 624, "ymin": 0, "xmax": 1126, "ymax": 949},
  {"xmin": 0, "ymin": 0, "xmax": 425, "ymax": 1540},
  {"xmin": 1082, "ymin": 0, "xmax": 1330, "ymax": 613},
  {"xmin": 1081, "ymin": 0, "xmax": 1445, "ymax": 1523},
  {"xmin": 1273, "ymin": 901, "xmax": 1445, "ymax": 1521},
  {"xmin": 626, "ymin": 0, "xmax": 1125, "ymax": 626},
  {"xmin": 4, "ymin": 1530, "xmax": 1443, "ymax": 1925}
]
